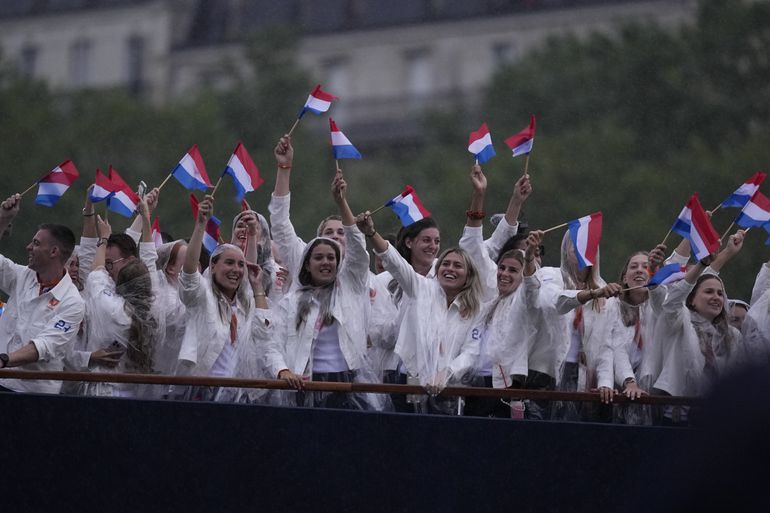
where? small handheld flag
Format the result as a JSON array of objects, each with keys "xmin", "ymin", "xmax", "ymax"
[
  {"xmin": 106, "ymin": 166, "xmax": 140, "ymax": 218},
  {"xmin": 567, "ymin": 212, "xmax": 602, "ymax": 269},
  {"xmin": 647, "ymin": 263, "xmax": 687, "ymax": 287},
  {"xmin": 202, "ymin": 215, "xmax": 222, "ymax": 255},
  {"xmin": 504, "ymin": 115, "xmax": 536, "ymax": 158},
  {"xmin": 171, "ymin": 145, "xmax": 212, "ymax": 192},
  {"xmin": 385, "ymin": 185, "xmax": 431, "ymax": 227},
  {"xmin": 34, "ymin": 160, "xmax": 80, "ymax": 207},
  {"xmin": 720, "ymin": 171, "xmax": 767, "ymax": 209},
  {"xmin": 220, "ymin": 142, "xmax": 264, "ymax": 202},
  {"xmin": 89, "ymin": 168, "xmax": 118, "ymax": 203},
  {"xmin": 151, "ymin": 218, "xmax": 163, "ymax": 248},
  {"xmin": 735, "ymin": 191, "xmax": 770, "ymax": 230},
  {"xmin": 330, "ymin": 118, "xmax": 362, "ymax": 160},
  {"xmin": 468, "ymin": 123, "xmax": 496, "ymax": 164},
  {"xmin": 671, "ymin": 193, "xmax": 720, "ymax": 261},
  {"xmin": 299, "ymin": 84, "xmax": 338, "ymax": 119}
]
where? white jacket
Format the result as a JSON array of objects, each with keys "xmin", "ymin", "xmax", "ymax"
[
  {"xmin": 263, "ymin": 225, "xmax": 370, "ymax": 377},
  {"xmin": 653, "ymin": 279, "xmax": 743, "ymax": 397},
  {"xmin": 378, "ymin": 244, "xmax": 481, "ymax": 387},
  {"xmin": 176, "ymin": 270, "xmax": 267, "ymax": 377},
  {"xmin": 0, "ymin": 254, "xmax": 85, "ymax": 394}
]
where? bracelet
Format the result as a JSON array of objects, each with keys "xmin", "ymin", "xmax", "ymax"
[
  {"xmin": 254, "ymin": 292, "xmax": 266, "ymax": 298},
  {"xmin": 277, "ymin": 163, "xmax": 292, "ymax": 169},
  {"xmin": 82, "ymin": 208, "xmax": 95, "ymax": 217},
  {"xmin": 465, "ymin": 209, "xmax": 485, "ymax": 220},
  {"xmin": 96, "ymin": 237, "xmax": 108, "ymax": 247},
  {"xmin": 623, "ymin": 377, "xmax": 636, "ymax": 387},
  {"xmin": 364, "ymin": 230, "xmax": 376, "ymax": 238}
]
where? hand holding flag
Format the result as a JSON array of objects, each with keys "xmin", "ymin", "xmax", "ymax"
[{"xmin": 468, "ymin": 123, "xmax": 496, "ymax": 165}]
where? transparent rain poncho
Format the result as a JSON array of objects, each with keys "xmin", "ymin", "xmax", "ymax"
[
  {"xmin": 742, "ymin": 290, "xmax": 770, "ymax": 361},
  {"xmin": 151, "ymin": 240, "xmax": 188, "ymax": 377},
  {"xmin": 231, "ymin": 210, "xmax": 280, "ymax": 298},
  {"xmin": 80, "ymin": 262, "xmax": 164, "ymax": 398}
]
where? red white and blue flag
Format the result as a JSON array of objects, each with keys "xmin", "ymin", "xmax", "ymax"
[
  {"xmin": 89, "ymin": 168, "xmax": 118, "ymax": 203},
  {"xmin": 468, "ymin": 123, "xmax": 496, "ymax": 164},
  {"xmin": 567, "ymin": 212, "xmax": 602, "ymax": 269},
  {"xmin": 299, "ymin": 84, "xmax": 338, "ymax": 118},
  {"xmin": 330, "ymin": 118, "xmax": 362, "ymax": 160},
  {"xmin": 202, "ymin": 215, "xmax": 221, "ymax": 255},
  {"xmin": 504, "ymin": 115, "xmax": 536, "ymax": 158},
  {"xmin": 720, "ymin": 171, "xmax": 767, "ymax": 209},
  {"xmin": 223, "ymin": 142, "xmax": 264, "ymax": 202},
  {"xmin": 172, "ymin": 145, "xmax": 212, "ymax": 191},
  {"xmin": 106, "ymin": 166, "xmax": 140, "ymax": 218},
  {"xmin": 386, "ymin": 185, "xmax": 431, "ymax": 227},
  {"xmin": 34, "ymin": 160, "xmax": 79, "ymax": 207},
  {"xmin": 671, "ymin": 193, "xmax": 720, "ymax": 262},
  {"xmin": 151, "ymin": 218, "xmax": 163, "ymax": 248},
  {"xmin": 647, "ymin": 263, "xmax": 687, "ymax": 287},
  {"xmin": 735, "ymin": 191, "xmax": 770, "ymax": 230}
]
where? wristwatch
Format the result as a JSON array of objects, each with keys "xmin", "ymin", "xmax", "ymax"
[{"xmin": 0, "ymin": 353, "xmax": 9, "ymax": 368}]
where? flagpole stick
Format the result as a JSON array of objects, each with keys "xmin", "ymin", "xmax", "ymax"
[
  {"xmin": 660, "ymin": 228, "xmax": 673, "ymax": 247},
  {"xmin": 710, "ymin": 204, "xmax": 721, "ymax": 215},
  {"xmin": 475, "ymin": 158, "xmax": 478, "ymax": 166},
  {"xmin": 719, "ymin": 221, "xmax": 735, "ymax": 241},
  {"xmin": 620, "ymin": 284, "xmax": 647, "ymax": 293},
  {"xmin": 367, "ymin": 204, "xmax": 389, "ymax": 217},
  {"xmin": 335, "ymin": 160, "xmax": 341, "ymax": 173},
  {"xmin": 157, "ymin": 173, "xmax": 173, "ymax": 192},
  {"xmin": 19, "ymin": 182, "xmax": 39, "ymax": 198},
  {"xmin": 523, "ymin": 154, "xmax": 530, "ymax": 176},
  {"xmin": 287, "ymin": 118, "xmax": 301, "ymax": 138},
  {"xmin": 542, "ymin": 221, "xmax": 569, "ymax": 234},
  {"xmin": 210, "ymin": 176, "xmax": 224, "ymax": 198}
]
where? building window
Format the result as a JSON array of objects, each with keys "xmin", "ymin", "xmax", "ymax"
[
  {"xmin": 69, "ymin": 38, "xmax": 92, "ymax": 86},
  {"xmin": 404, "ymin": 49, "xmax": 432, "ymax": 97},
  {"xmin": 126, "ymin": 35, "xmax": 145, "ymax": 95},
  {"xmin": 19, "ymin": 44, "xmax": 38, "ymax": 78},
  {"xmin": 323, "ymin": 57, "xmax": 350, "ymax": 97}
]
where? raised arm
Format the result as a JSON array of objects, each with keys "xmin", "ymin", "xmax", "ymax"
[
  {"xmin": 273, "ymin": 134, "xmax": 293, "ymax": 197},
  {"xmin": 184, "ymin": 195, "xmax": 213, "ymax": 275},
  {"xmin": 708, "ymin": 230, "xmax": 745, "ymax": 274},
  {"xmin": 92, "ymin": 215, "xmax": 112, "ymax": 271},
  {"xmin": 484, "ymin": 173, "xmax": 532, "ymax": 259},
  {"xmin": 0, "ymin": 193, "xmax": 21, "ymax": 242}
]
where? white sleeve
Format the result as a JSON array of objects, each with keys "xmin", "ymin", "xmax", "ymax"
[
  {"xmin": 750, "ymin": 264, "xmax": 770, "ymax": 306},
  {"xmin": 377, "ymin": 244, "xmax": 423, "ymax": 300},
  {"xmin": 78, "ymin": 237, "xmax": 98, "ymax": 286},
  {"xmin": 459, "ymin": 225, "xmax": 497, "ymax": 301},
  {"xmin": 31, "ymin": 294, "xmax": 85, "ymax": 363},
  {"xmin": 339, "ymin": 224, "xmax": 369, "ymax": 293},
  {"xmin": 177, "ymin": 270, "xmax": 206, "ymax": 308},
  {"xmin": 268, "ymin": 193, "xmax": 306, "ymax": 281},
  {"xmin": 484, "ymin": 217, "xmax": 518, "ymax": 261}
]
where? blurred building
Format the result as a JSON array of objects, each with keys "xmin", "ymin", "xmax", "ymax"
[{"xmin": 0, "ymin": 0, "xmax": 695, "ymax": 142}]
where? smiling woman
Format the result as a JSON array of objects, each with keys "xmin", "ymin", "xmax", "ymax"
[
  {"xmin": 174, "ymin": 194, "xmax": 271, "ymax": 402},
  {"xmin": 650, "ymin": 231, "xmax": 748, "ymax": 426}
]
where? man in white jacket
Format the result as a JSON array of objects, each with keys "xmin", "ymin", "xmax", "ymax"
[{"xmin": 0, "ymin": 193, "xmax": 85, "ymax": 393}]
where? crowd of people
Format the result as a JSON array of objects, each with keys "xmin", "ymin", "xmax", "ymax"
[{"xmin": 0, "ymin": 134, "xmax": 768, "ymax": 426}]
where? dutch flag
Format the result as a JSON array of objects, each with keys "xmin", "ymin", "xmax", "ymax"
[
  {"xmin": 567, "ymin": 212, "xmax": 602, "ymax": 269},
  {"xmin": 106, "ymin": 166, "xmax": 140, "ymax": 218},
  {"xmin": 647, "ymin": 263, "xmax": 687, "ymax": 287},
  {"xmin": 504, "ymin": 115, "xmax": 536, "ymax": 158},
  {"xmin": 172, "ymin": 145, "xmax": 212, "ymax": 192},
  {"xmin": 299, "ymin": 84, "xmax": 338, "ymax": 118},
  {"xmin": 330, "ymin": 118, "xmax": 362, "ymax": 160},
  {"xmin": 34, "ymin": 160, "xmax": 79, "ymax": 207},
  {"xmin": 720, "ymin": 171, "xmax": 767, "ymax": 209},
  {"xmin": 735, "ymin": 191, "xmax": 770, "ymax": 230},
  {"xmin": 468, "ymin": 123, "xmax": 496, "ymax": 164},
  {"xmin": 89, "ymin": 168, "xmax": 117, "ymax": 203},
  {"xmin": 223, "ymin": 142, "xmax": 264, "ymax": 202},
  {"xmin": 671, "ymin": 193, "xmax": 720, "ymax": 262},
  {"xmin": 386, "ymin": 185, "xmax": 431, "ymax": 227}
]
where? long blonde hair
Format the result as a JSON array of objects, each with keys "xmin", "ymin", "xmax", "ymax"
[{"xmin": 435, "ymin": 247, "xmax": 483, "ymax": 319}]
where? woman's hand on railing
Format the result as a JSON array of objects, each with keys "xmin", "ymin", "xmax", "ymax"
[{"xmin": 278, "ymin": 369, "xmax": 303, "ymax": 390}]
